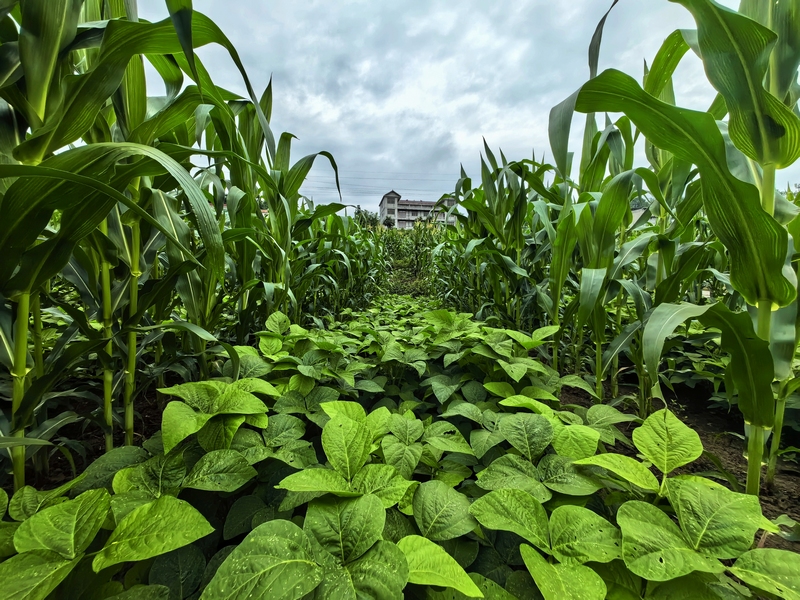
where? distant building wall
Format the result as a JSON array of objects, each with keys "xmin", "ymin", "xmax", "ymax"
[{"xmin": 378, "ymin": 190, "xmax": 456, "ymax": 229}]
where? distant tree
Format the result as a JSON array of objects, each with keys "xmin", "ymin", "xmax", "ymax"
[
  {"xmin": 354, "ymin": 205, "xmax": 380, "ymax": 228},
  {"xmin": 382, "ymin": 216, "xmax": 395, "ymax": 228}
]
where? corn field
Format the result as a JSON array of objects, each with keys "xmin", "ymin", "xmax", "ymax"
[{"xmin": 0, "ymin": 1, "xmax": 799, "ymax": 599}]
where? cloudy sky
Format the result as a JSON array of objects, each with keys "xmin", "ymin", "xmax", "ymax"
[{"xmin": 140, "ymin": 0, "xmax": 800, "ymax": 213}]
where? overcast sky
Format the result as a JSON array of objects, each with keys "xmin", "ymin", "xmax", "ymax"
[{"xmin": 140, "ymin": 0, "xmax": 800, "ymax": 213}]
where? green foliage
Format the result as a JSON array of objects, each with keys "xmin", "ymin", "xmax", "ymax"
[{"xmin": 1, "ymin": 1, "xmax": 800, "ymax": 598}]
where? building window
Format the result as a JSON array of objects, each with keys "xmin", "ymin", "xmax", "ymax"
[{"xmin": 388, "ymin": 209, "xmax": 395, "ymax": 215}]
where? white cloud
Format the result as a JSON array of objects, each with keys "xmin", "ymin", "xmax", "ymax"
[{"xmin": 139, "ymin": 0, "xmax": 800, "ymax": 211}]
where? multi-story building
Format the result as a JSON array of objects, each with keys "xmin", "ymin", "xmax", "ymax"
[{"xmin": 378, "ymin": 190, "xmax": 456, "ymax": 229}]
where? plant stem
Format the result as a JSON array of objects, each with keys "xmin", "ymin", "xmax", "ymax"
[
  {"xmin": 746, "ymin": 424, "xmax": 765, "ymax": 496},
  {"xmin": 11, "ymin": 292, "xmax": 31, "ymax": 491},
  {"xmin": 595, "ymin": 336, "xmax": 603, "ymax": 400},
  {"xmin": 761, "ymin": 165, "xmax": 776, "ymax": 217},
  {"xmin": 552, "ymin": 320, "xmax": 560, "ymax": 374},
  {"xmin": 100, "ymin": 219, "xmax": 114, "ymax": 451},
  {"xmin": 31, "ymin": 292, "xmax": 43, "ymax": 379},
  {"xmin": 123, "ymin": 220, "xmax": 141, "ymax": 446},
  {"xmin": 746, "ymin": 299, "xmax": 773, "ymax": 495},
  {"xmin": 766, "ymin": 382, "xmax": 788, "ymax": 488}
]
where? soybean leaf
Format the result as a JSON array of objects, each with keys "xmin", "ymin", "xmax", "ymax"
[
  {"xmin": 313, "ymin": 541, "xmax": 408, "ymax": 600},
  {"xmin": 14, "ymin": 489, "xmax": 109, "ymax": 559},
  {"xmin": 413, "ymin": 480, "xmax": 477, "ymax": 542},
  {"xmin": 475, "ymin": 454, "xmax": 552, "ymax": 504},
  {"xmin": 538, "ymin": 454, "xmax": 602, "ymax": 496},
  {"xmin": 469, "ymin": 489, "xmax": 549, "ymax": 553},
  {"xmin": 304, "ymin": 494, "xmax": 385, "ymax": 564},
  {"xmin": 573, "ymin": 454, "xmax": 659, "ymax": 492},
  {"xmin": 381, "ymin": 435, "xmax": 423, "ymax": 480},
  {"xmin": 498, "ymin": 413, "xmax": 553, "ymax": 460},
  {"xmin": 729, "ymin": 548, "xmax": 800, "ymax": 600},
  {"xmin": 0, "ymin": 550, "xmax": 83, "ymax": 600},
  {"xmin": 351, "ymin": 464, "xmax": 414, "ymax": 508},
  {"xmin": 398, "ymin": 535, "xmax": 483, "ymax": 598},
  {"xmin": 148, "ymin": 544, "xmax": 205, "ymax": 600},
  {"xmin": 201, "ymin": 520, "xmax": 323, "ymax": 600},
  {"xmin": 675, "ymin": 478, "xmax": 770, "ymax": 559},
  {"xmin": 632, "ymin": 409, "xmax": 703, "ymax": 475},
  {"xmin": 520, "ymin": 544, "xmax": 606, "ymax": 600},
  {"xmin": 276, "ymin": 468, "xmax": 358, "ymax": 497},
  {"xmin": 182, "ymin": 449, "xmax": 256, "ymax": 493},
  {"xmin": 92, "ymin": 495, "xmax": 214, "ymax": 572},
  {"xmin": 617, "ymin": 500, "xmax": 723, "ymax": 581},
  {"xmin": 322, "ymin": 415, "xmax": 371, "ymax": 481},
  {"xmin": 549, "ymin": 505, "xmax": 621, "ymax": 565}
]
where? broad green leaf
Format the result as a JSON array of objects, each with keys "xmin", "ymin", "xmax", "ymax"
[
  {"xmin": 674, "ymin": 0, "xmax": 800, "ymax": 168},
  {"xmin": 389, "ymin": 414, "xmax": 424, "ymax": 444},
  {"xmin": 499, "ymin": 395, "xmax": 554, "ymax": 415},
  {"xmin": 483, "ymin": 381, "xmax": 516, "ymax": 399},
  {"xmin": 0, "ymin": 521, "xmax": 19, "ymax": 558},
  {"xmin": 304, "ymin": 494, "xmax": 385, "ymax": 563},
  {"xmin": 276, "ymin": 468, "xmax": 357, "ymax": 496},
  {"xmin": 572, "ymin": 68, "xmax": 795, "ymax": 309},
  {"xmin": 351, "ymin": 464, "xmax": 414, "ymax": 508},
  {"xmin": 266, "ymin": 311, "xmax": 291, "ymax": 334},
  {"xmin": 0, "ymin": 487, "xmax": 7, "ymax": 518},
  {"xmin": 424, "ymin": 421, "xmax": 475, "ymax": 456},
  {"xmin": 469, "ymin": 489, "xmax": 549, "ymax": 552},
  {"xmin": 313, "ymin": 541, "xmax": 408, "ymax": 600},
  {"xmin": 70, "ymin": 447, "xmax": 150, "ymax": 494},
  {"xmin": 112, "ymin": 452, "xmax": 186, "ymax": 499},
  {"xmin": 201, "ymin": 520, "xmax": 323, "ymax": 600},
  {"xmin": 442, "ymin": 401, "xmax": 484, "ymax": 423},
  {"xmin": 413, "ymin": 480, "xmax": 478, "ymax": 542},
  {"xmin": 617, "ymin": 500, "xmax": 723, "ymax": 581},
  {"xmin": 729, "ymin": 548, "xmax": 800, "ymax": 600},
  {"xmin": 381, "ymin": 435, "xmax": 423, "ymax": 480},
  {"xmin": 538, "ymin": 454, "xmax": 602, "ymax": 496},
  {"xmin": 92, "ymin": 495, "xmax": 214, "ymax": 572},
  {"xmin": 697, "ymin": 302, "xmax": 774, "ymax": 427},
  {"xmin": 642, "ymin": 303, "xmax": 711, "ymax": 399},
  {"xmin": 0, "ymin": 550, "xmax": 83, "ymax": 600},
  {"xmin": 551, "ymin": 423, "xmax": 600, "ymax": 460},
  {"xmin": 149, "ymin": 544, "xmax": 205, "ymax": 600},
  {"xmin": 398, "ymin": 535, "xmax": 483, "ymax": 597},
  {"xmin": 182, "ymin": 450, "xmax": 256, "ymax": 492},
  {"xmin": 475, "ymin": 454, "xmax": 552, "ymax": 503},
  {"xmin": 675, "ymin": 478, "xmax": 769, "ymax": 558},
  {"xmin": 586, "ymin": 405, "xmax": 639, "ymax": 428},
  {"xmin": 14, "ymin": 489, "xmax": 109, "ymax": 559},
  {"xmin": 578, "ymin": 268, "xmax": 607, "ymax": 331},
  {"xmin": 549, "ymin": 212, "xmax": 579, "ymax": 321},
  {"xmin": 632, "ymin": 409, "xmax": 703, "ymax": 475},
  {"xmin": 520, "ymin": 544, "xmax": 606, "ymax": 600},
  {"xmin": 263, "ymin": 414, "xmax": 305, "ymax": 447},
  {"xmin": 158, "ymin": 382, "xmax": 225, "ymax": 410},
  {"xmin": 322, "ymin": 415, "xmax": 371, "ymax": 480},
  {"xmin": 224, "ymin": 495, "xmax": 266, "ymax": 540},
  {"xmin": 469, "ymin": 428, "xmax": 505, "ymax": 459},
  {"xmin": 107, "ymin": 585, "xmax": 171, "ymax": 600},
  {"xmin": 549, "ymin": 505, "xmax": 621, "ymax": 565},
  {"xmin": 573, "ymin": 454, "xmax": 659, "ymax": 492},
  {"xmin": 365, "ymin": 406, "xmax": 391, "ymax": 440},
  {"xmin": 320, "ymin": 400, "xmax": 367, "ymax": 423},
  {"xmin": 498, "ymin": 413, "xmax": 553, "ymax": 460},
  {"xmin": 162, "ymin": 402, "xmax": 211, "ymax": 454}
]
